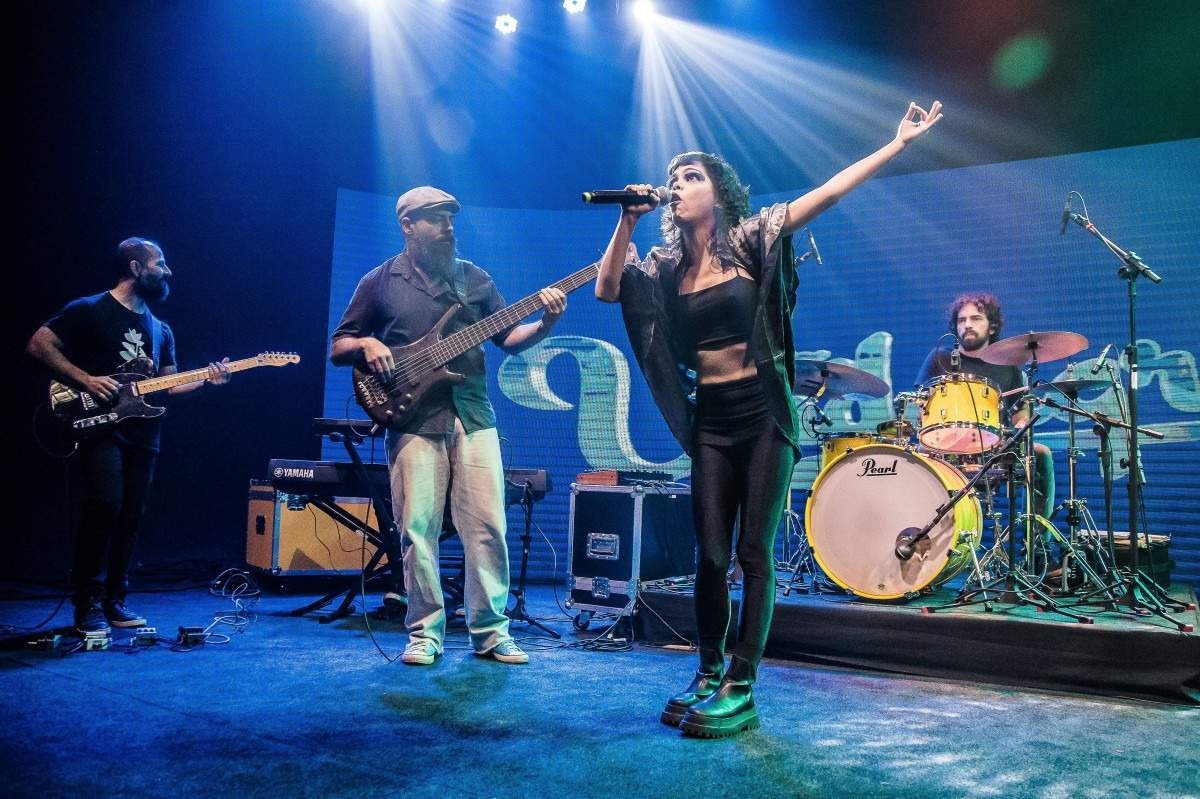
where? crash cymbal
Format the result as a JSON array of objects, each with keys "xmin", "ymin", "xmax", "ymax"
[
  {"xmin": 794, "ymin": 359, "xmax": 890, "ymax": 400},
  {"xmin": 1032, "ymin": 378, "xmax": 1110, "ymax": 396},
  {"xmin": 978, "ymin": 331, "xmax": 1089, "ymax": 366}
]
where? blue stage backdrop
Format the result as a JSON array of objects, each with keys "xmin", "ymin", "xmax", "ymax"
[{"xmin": 324, "ymin": 139, "xmax": 1200, "ymax": 589}]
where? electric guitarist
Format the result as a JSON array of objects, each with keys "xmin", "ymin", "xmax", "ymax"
[{"xmin": 26, "ymin": 237, "xmax": 232, "ymax": 634}]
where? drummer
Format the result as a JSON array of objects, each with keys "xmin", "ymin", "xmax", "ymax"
[{"xmin": 915, "ymin": 293, "xmax": 1055, "ymax": 519}]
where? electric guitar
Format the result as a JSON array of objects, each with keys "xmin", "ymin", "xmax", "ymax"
[
  {"xmin": 48, "ymin": 352, "xmax": 300, "ymax": 440},
  {"xmin": 352, "ymin": 262, "xmax": 598, "ymax": 430}
]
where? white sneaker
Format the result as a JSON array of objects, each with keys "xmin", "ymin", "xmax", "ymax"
[
  {"xmin": 401, "ymin": 639, "xmax": 439, "ymax": 665},
  {"xmin": 480, "ymin": 640, "xmax": 529, "ymax": 664}
]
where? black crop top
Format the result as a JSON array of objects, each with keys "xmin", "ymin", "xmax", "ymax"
[{"xmin": 674, "ymin": 274, "xmax": 757, "ymax": 361}]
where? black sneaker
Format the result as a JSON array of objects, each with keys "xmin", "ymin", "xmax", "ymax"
[
  {"xmin": 75, "ymin": 601, "xmax": 111, "ymax": 634},
  {"xmin": 103, "ymin": 600, "xmax": 147, "ymax": 628}
]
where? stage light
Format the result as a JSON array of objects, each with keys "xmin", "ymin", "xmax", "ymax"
[
  {"xmin": 632, "ymin": 0, "xmax": 656, "ymax": 26},
  {"xmin": 563, "ymin": 0, "xmax": 587, "ymax": 13},
  {"xmin": 495, "ymin": 13, "xmax": 518, "ymax": 35}
]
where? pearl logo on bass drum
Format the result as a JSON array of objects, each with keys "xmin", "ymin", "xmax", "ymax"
[{"xmin": 857, "ymin": 458, "xmax": 899, "ymax": 477}]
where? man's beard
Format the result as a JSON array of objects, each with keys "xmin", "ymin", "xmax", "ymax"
[
  {"xmin": 960, "ymin": 332, "xmax": 986, "ymax": 352},
  {"xmin": 409, "ymin": 235, "xmax": 456, "ymax": 274},
  {"xmin": 135, "ymin": 275, "xmax": 170, "ymax": 303}
]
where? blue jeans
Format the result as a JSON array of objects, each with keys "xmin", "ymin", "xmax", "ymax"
[{"xmin": 387, "ymin": 419, "xmax": 512, "ymax": 653}]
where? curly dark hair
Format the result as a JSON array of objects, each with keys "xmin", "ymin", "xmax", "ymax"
[
  {"xmin": 659, "ymin": 151, "xmax": 751, "ymax": 269},
  {"xmin": 948, "ymin": 292, "xmax": 1004, "ymax": 343}
]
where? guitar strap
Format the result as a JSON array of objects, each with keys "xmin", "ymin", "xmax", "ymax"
[
  {"xmin": 148, "ymin": 312, "xmax": 163, "ymax": 376},
  {"xmin": 449, "ymin": 259, "xmax": 468, "ymax": 311}
]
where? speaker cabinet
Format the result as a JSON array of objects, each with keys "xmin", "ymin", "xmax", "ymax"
[{"xmin": 245, "ymin": 480, "xmax": 383, "ymax": 575}]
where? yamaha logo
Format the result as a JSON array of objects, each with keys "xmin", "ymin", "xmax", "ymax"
[{"xmin": 273, "ymin": 467, "xmax": 315, "ymax": 480}]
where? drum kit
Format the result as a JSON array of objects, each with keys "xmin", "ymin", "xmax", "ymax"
[{"xmin": 782, "ymin": 330, "xmax": 1184, "ymax": 622}]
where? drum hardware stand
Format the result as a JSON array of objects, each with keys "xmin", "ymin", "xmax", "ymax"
[
  {"xmin": 917, "ymin": 420, "xmax": 1077, "ymax": 615},
  {"xmin": 981, "ymin": 370, "xmax": 1092, "ymax": 622},
  {"xmin": 1022, "ymin": 389, "xmax": 1119, "ymax": 603},
  {"xmin": 1064, "ymin": 206, "xmax": 1193, "ymax": 628},
  {"xmin": 780, "ymin": 507, "xmax": 815, "ymax": 595},
  {"xmin": 1042, "ymin": 381, "xmax": 1189, "ymax": 623},
  {"xmin": 782, "ymin": 396, "xmax": 836, "ymax": 595},
  {"xmin": 971, "ymin": 493, "xmax": 1008, "ymax": 588},
  {"xmin": 780, "ymin": 502, "xmax": 842, "ymax": 596}
]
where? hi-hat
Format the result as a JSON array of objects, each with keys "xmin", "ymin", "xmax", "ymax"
[
  {"xmin": 794, "ymin": 359, "xmax": 890, "ymax": 400},
  {"xmin": 1032, "ymin": 378, "xmax": 1110, "ymax": 396},
  {"xmin": 978, "ymin": 331, "xmax": 1088, "ymax": 367}
]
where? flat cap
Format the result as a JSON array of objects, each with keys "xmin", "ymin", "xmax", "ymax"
[{"xmin": 395, "ymin": 186, "xmax": 460, "ymax": 220}]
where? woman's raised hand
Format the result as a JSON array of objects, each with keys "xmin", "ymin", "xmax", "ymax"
[{"xmin": 896, "ymin": 100, "xmax": 943, "ymax": 144}]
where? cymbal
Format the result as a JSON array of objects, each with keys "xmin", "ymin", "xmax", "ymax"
[
  {"xmin": 978, "ymin": 331, "xmax": 1088, "ymax": 367},
  {"xmin": 1032, "ymin": 378, "xmax": 1110, "ymax": 396},
  {"xmin": 794, "ymin": 359, "xmax": 890, "ymax": 400}
]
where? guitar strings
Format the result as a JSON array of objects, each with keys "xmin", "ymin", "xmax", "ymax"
[{"xmin": 374, "ymin": 264, "xmax": 597, "ymax": 396}]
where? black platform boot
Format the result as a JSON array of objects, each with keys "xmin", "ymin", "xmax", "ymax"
[
  {"xmin": 678, "ymin": 656, "xmax": 759, "ymax": 738},
  {"xmin": 660, "ymin": 647, "xmax": 724, "ymax": 727}
]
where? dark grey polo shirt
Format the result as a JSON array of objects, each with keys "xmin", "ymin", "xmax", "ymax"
[{"xmin": 332, "ymin": 250, "xmax": 510, "ymax": 435}]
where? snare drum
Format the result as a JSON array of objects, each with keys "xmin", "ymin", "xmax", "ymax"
[
  {"xmin": 918, "ymin": 373, "xmax": 1002, "ymax": 454},
  {"xmin": 937, "ymin": 451, "xmax": 1009, "ymax": 490},
  {"xmin": 820, "ymin": 432, "xmax": 883, "ymax": 469},
  {"xmin": 806, "ymin": 444, "xmax": 980, "ymax": 600},
  {"xmin": 876, "ymin": 418, "xmax": 917, "ymax": 443}
]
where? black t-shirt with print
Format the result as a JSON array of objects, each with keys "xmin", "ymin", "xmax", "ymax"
[{"xmin": 44, "ymin": 291, "xmax": 177, "ymax": 451}]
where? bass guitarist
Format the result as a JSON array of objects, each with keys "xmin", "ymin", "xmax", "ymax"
[
  {"xmin": 26, "ymin": 237, "xmax": 231, "ymax": 633},
  {"xmin": 330, "ymin": 186, "xmax": 566, "ymax": 666}
]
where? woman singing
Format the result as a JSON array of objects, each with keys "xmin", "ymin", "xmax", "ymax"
[{"xmin": 594, "ymin": 101, "xmax": 943, "ymax": 737}]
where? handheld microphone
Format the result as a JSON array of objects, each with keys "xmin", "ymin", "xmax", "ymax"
[
  {"xmin": 581, "ymin": 186, "xmax": 669, "ymax": 206},
  {"xmin": 949, "ymin": 337, "xmax": 961, "ymax": 372},
  {"xmin": 1060, "ymin": 194, "xmax": 1072, "ymax": 235},
  {"xmin": 1090, "ymin": 343, "xmax": 1113, "ymax": 375},
  {"xmin": 806, "ymin": 228, "xmax": 823, "ymax": 265}
]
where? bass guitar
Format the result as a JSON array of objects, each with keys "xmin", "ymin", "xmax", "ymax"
[
  {"xmin": 353, "ymin": 262, "xmax": 598, "ymax": 430},
  {"xmin": 49, "ymin": 351, "xmax": 300, "ymax": 440}
]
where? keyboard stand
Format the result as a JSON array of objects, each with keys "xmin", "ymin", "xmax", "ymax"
[{"xmin": 289, "ymin": 422, "xmax": 406, "ymax": 623}]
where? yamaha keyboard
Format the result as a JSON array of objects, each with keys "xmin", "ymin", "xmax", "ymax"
[
  {"xmin": 268, "ymin": 459, "xmax": 388, "ymax": 497},
  {"xmin": 268, "ymin": 458, "xmax": 551, "ymax": 504}
]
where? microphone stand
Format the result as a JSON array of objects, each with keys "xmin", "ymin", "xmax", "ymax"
[
  {"xmin": 505, "ymin": 482, "xmax": 560, "ymax": 639},
  {"xmin": 1065, "ymin": 211, "xmax": 1193, "ymax": 628}
]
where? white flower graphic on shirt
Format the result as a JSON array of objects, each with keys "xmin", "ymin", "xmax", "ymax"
[{"xmin": 120, "ymin": 329, "xmax": 148, "ymax": 364}]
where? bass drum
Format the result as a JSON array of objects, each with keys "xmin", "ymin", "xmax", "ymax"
[
  {"xmin": 806, "ymin": 444, "xmax": 980, "ymax": 600},
  {"xmin": 820, "ymin": 432, "xmax": 883, "ymax": 469}
]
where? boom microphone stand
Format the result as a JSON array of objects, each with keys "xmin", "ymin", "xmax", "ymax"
[{"xmin": 1063, "ymin": 203, "xmax": 1193, "ymax": 627}]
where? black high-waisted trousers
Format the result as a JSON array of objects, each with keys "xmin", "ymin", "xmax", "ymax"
[{"xmin": 690, "ymin": 375, "xmax": 795, "ymax": 682}]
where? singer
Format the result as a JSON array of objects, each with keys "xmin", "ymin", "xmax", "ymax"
[
  {"xmin": 594, "ymin": 101, "xmax": 943, "ymax": 738},
  {"xmin": 915, "ymin": 293, "xmax": 1056, "ymax": 520}
]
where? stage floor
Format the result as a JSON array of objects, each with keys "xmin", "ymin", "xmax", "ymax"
[
  {"xmin": 638, "ymin": 578, "xmax": 1200, "ymax": 705},
  {"xmin": 2, "ymin": 580, "xmax": 1199, "ymax": 798}
]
